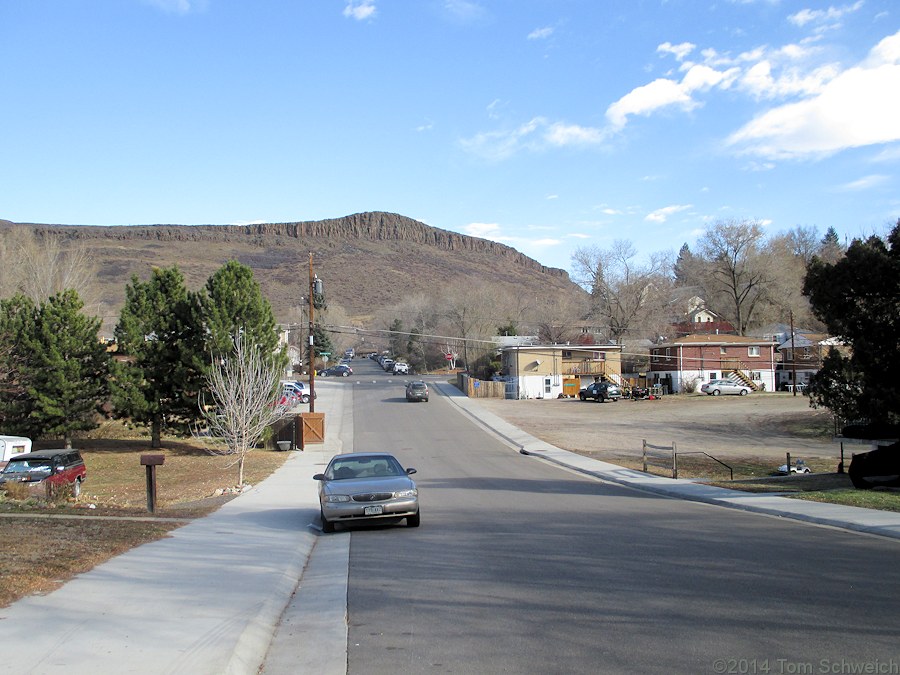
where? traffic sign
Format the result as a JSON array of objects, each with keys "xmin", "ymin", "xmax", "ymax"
[{"xmin": 320, "ymin": 352, "xmax": 331, "ymax": 356}]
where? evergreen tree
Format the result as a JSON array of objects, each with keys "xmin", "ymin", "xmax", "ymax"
[
  {"xmin": 818, "ymin": 226, "xmax": 845, "ymax": 264},
  {"xmin": 804, "ymin": 222, "xmax": 900, "ymax": 425},
  {"xmin": 18, "ymin": 290, "xmax": 108, "ymax": 446},
  {"xmin": 112, "ymin": 267, "xmax": 206, "ymax": 448},
  {"xmin": 0, "ymin": 295, "xmax": 37, "ymax": 432},
  {"xmin": 201, "ymin": 261, "xmax": 285, "ymax": 369}
]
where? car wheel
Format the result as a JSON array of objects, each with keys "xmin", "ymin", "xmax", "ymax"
[
  {"xmin": 72, "ymin": 478, "xmax": 82, "ymax": 498},
  {"xmin": 341, "ymin": 372, "xmax": 349, "ymax": 377},
  {"xmin": 407, "ymin": 510, "xmax": 420, "ymax": 527},
  {"xmin": 579, "ymin": 395, "xmax": 586, "ymax": 401},
  {"xmin": 424, "ymin": 398, "xmax": 428, "ymax": 402},
  {"xmin": 301, "ymin": 394, "xmax": 310, "ymax": 404},
  {"xmin": 712, "ymin": 389, "xmax": 721, "ymax": 396},
  {"xmin": 321, "ymin": 509, "xmax": 335, "ymax": 533},
  {"xmin": 739, "ymin": 389, "xmax": 748, "ymax": 396}
]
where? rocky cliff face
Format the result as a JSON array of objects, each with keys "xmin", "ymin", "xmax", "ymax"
[
  {"xmin": 3, "ymin": 212, "xmax": 577, "ymax": 328},
  {"xmin": 22, "ymin": 212, "xmax": 567, "ymax": 278}
]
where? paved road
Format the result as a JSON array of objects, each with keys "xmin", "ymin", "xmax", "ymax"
[
  {"xmin": 331, "ymin": 364, "xmax": 900, "ymax": 674},
  {"xmin": 1, "ymin": 364, "xmax": 898, "ymax": 674}
]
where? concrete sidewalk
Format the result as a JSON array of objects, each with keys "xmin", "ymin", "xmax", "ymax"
[
  {"xmin": 2, "ymin": 378, "xmax": 898, "ymax": 675},
  {"xmin": 433, "ymin": 381, "xmax": 900, "ymax": 541},
  {"xmin": 0, "ymin": 381, "xmax": 346, "ymax": 675}
]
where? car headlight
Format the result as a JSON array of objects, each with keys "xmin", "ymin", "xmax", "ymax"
[
  {"xmin": 393, "ymin": 489, "xmax": 418, "ymax": 498},
  {"xmin": 323, "ymin": 494, "xmax": 351, "ymax": 503}
]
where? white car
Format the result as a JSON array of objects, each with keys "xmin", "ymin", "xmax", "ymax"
[
  {"xmin": 392, "ymin": 362, "xmax": 409, "ymax": 374},
  {"xmin": 700, "ymin": 379, "xmax": 750, "ymax": 396},
  {"xmin": 314, "ymin": 452, "xmax": 420, "ymax": 532}
]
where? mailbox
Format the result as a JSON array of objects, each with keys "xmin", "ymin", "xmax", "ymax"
[{"xmin": 140, "ymin": 454, "xmax": 165, "ymax": 512}]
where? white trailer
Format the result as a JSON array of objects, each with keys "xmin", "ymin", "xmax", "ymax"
[{"xmin": 0, "ymin": 436, "xmax": 32, "ymax": 462}]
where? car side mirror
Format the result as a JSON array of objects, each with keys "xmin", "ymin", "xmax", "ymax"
[
  {"xmin": 313, "ymin": 473, "xmax": 327, "ymax": 481},
  {"xmin": 406, "ymin": 468, "xmax": 417, "ymax": 476}
]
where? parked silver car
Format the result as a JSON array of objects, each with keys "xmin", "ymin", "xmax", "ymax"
[
  {"xmin": 700, "ymin": 379, "xmax": 750, "ymax": 396},
  {"xmin": 314, "ymin": 452, "xmax": 420, "ymax": 532}
]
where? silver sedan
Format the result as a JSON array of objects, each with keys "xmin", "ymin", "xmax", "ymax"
[
  {"xmin": 314, "ymin": 452, "xmax": 420, "ymax": 532},
  {"xmin": 700, "ymin": 379, "xmax": 750, "ymax": 396}
]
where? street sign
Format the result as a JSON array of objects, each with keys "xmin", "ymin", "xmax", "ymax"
[
  {"xmin": 445, "ymin": 353, "xmax": 453, "ymax": 360},
  {"xmin": 320, "ymin": 352, "xmax": 331, "ymax": 356}
]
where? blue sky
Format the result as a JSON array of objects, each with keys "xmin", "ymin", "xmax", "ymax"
[{"xmin": 2, "ymin": 1, "xmax": 898, "ymax": 273}]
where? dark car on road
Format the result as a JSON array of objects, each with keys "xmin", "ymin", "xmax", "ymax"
[
  {"xmin": 579, "ymin": 381, "xmax": 622, "ymax": 402},
  {"xmin": 321, "ymin": 364, "xmax": 352, "ymax": 377},
  {"xmin": 406, "ymin": 381, "xmax": 429, "ymax": 402},
  {"xmin": 0, "ymin": 448, "xmax": 87, "ymax": 497}
]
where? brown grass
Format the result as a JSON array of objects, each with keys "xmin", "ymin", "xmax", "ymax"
[{"xmin": 0, "ymin": 424, "xmax": 291, "ymax": 607}]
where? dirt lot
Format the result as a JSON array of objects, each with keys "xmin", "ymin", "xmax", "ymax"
[{"xmin": 473, "ymin": 391, "xmax": 843, "ymax": 475}]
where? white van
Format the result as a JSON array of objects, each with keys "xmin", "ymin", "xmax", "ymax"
[{"xmin": 0, "ymin": 436, "xmax": 32, "ymax": 463}]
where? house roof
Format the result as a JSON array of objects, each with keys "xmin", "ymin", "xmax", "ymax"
[
  {"xmin": 653, "ymin": 334, "xmax": 776, "ymax": 348},
  {"xmin": 501, "ymin": 343, "xmax": 622, "ymax": 353}
]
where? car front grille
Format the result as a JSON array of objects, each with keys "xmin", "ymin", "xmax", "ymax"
[{"xmin": 352, "ymin": 492, "xmax": 393, "ymax": 502}]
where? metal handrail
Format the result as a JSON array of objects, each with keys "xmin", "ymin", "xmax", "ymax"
[{"xmin": 676, "ymin": 451, "xmax": 734, "ymax": 480}]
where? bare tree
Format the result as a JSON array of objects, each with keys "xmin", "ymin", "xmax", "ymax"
[
  {"xmin": 0, "ymin": 226, "xmax": 99, "ymax": 311},
  {"xmin": 695, "ymin": 220, "xmax": 774, "ymax": 335},
  {"xmin": 197, "ymin": 332, "xmax": 289, "ymax": 487},
  {"xmin": 571, "ymin": 240, "xmax": 672, "ymax": 343}
]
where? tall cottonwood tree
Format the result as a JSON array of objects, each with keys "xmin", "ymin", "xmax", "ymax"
[
  {"xmin": 112, "ymin": 267, "xmax": 207, "ymax": 448},
  {"xmin": 571, "ymin": 240, "xmax": 671, "ymax": 343},
  {"xmin": 695, "ymin": 220, "xmax": 773, "ymax": 335}
]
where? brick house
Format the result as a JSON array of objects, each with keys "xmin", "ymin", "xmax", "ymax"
[
  {"xmin": 499, "ymin": 344, "xmax": 623, "ymax": 399},
  {"xmin": 648, "ymin": 334, "xmax": 777, "ymax": 393}
]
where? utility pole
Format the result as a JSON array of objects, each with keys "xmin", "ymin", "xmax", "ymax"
[
  {"xmin": 789, "ymin": 310, "xmax": 798, "ymax": 397},
  {"xmin": 308, "ymin": 252, "xmax": 316, "ymax": 412}
]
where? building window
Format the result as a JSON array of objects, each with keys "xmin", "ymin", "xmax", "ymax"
[
  {"xmin": 562, "ymin": 350, "xmax": 572, "ymax": 359},
  {"xmin": 749, "ymin": 371, "xmax": 760, "ymax": 380},
  {"xmin": 748, "ymin": 346, "xmax": 760, "ymax": 357},
  {"xmin": 544, "ymin": 378, "xmax": 552, "ymax": 394},
  {"xmin": 710, "ymin": 372, "xmax": 718, "ymax": 380},
  {"xmin": 720, "ymin": 347, "xmax": 727, "ymax": 355}
]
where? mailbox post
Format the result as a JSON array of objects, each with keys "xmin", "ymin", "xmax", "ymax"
[{"xmin": 140, "ymin": 454, "xmax": 165, "ymax": 513}]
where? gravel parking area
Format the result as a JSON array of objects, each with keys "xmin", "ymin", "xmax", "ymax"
[{"xmin": 473, "ymin": 391, "xmax": 840, "ymax": 466}]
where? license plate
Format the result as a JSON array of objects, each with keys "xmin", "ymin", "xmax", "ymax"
[{"xmin": 364, "ymin": 505, "xmax": 384, "ymax": 516}]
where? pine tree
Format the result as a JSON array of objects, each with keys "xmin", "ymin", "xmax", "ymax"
[
  {"xmin": 0, "ymin": 295, "xmax": 37, "ymax": 433},
  {"xmin": 112, "ymin": 267, "xmax": 206, "ymax": 448},
  {"xmin": 19, "ymin": 290, "xmax": 108, "ymax": 446},
  {"xmin": 200, "ymin": 261, "xmax": 285, "ymax": 370}
]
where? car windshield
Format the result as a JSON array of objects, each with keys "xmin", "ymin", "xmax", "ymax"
[
  {"xmin": 2, "ymin": 459, "xmax": 52, "ymax": 475},
  {"xmin": 327, "ymin": 456, "xmax": 405, "ymax": 480}
]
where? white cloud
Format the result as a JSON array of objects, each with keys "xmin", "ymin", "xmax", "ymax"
[
  {"xmin": 606, "ymin": 78, "xmax": 694, "ymax": 130},
  {"xmin": 460, "ymin": 117, "xmax": 609, "ymax": 160},
  {"xmin": 658, "ymin": 42, "xmax": 695, "ymax": 61},
  {"xmin": 645, "ymin": 205, "xmax": 692, "ymax": 223},
  {"xmin": 788, "ymin": 2, "xmax": 864, "ymax": 28},
  {"xmin": 728, "ymin": 30, "xmax": 900, "ymax": 159},
  {"xmin": 545, "ymin": 122, "xmax": 607, "ymax": 146},
  {"xmin": 343, "ymin": 1, "xmax": 376, "ymax": 20},
  {"xmin": 443, "ymin": 0, "xmax": 487, "ymax": 23},
  {"xmin": 837, "ymin": 174, "xmax": 890, "ymax": 191},
  {"xmin": 462, "ymin": 222, "xmax": 502, "ymax": 239},
  {"xmin": 528, "ymin": 26, "xmax": 554, "ymax": 40},
  {"xmin": 141, "ymin": 0, "xmax": 205, "ymax": 13},
  {"xmin": 461, "ymin": 222, "xmax": 562, "ymax": 250}
]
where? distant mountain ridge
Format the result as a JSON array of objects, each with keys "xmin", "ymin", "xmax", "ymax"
[{"xmin": 2, "ymin": 212, "xmax": 577, "ymax": 329}]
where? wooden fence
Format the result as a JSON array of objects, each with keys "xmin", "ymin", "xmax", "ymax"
[
  {"xmin": 457, "ymin": 373, "xmax": 506, "ymax": 398},
  {"xmin": 642, "ymin": 439, "xmax": 677, "ymax": 478}
]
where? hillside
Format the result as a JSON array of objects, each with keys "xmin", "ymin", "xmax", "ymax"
[{"xmin": 1, "ymin": 212, "xmax": 579, "ymax": 329}]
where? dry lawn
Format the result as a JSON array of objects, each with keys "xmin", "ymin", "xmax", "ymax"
[{"xmin": 0, "ymin": 425, "xmax": 291, "ymax": 607}]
